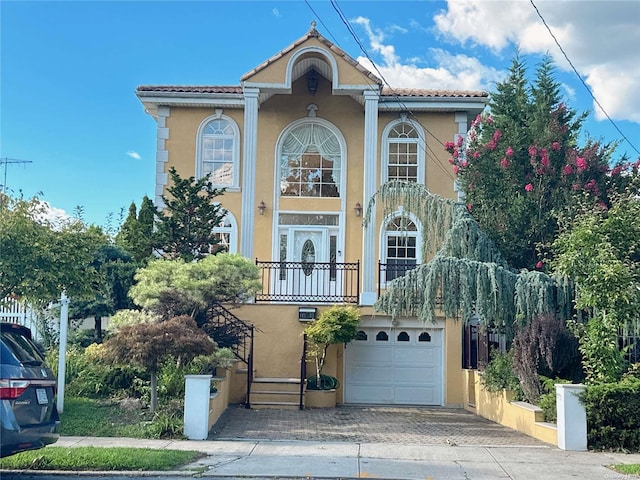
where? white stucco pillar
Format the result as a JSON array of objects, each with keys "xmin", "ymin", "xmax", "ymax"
[
  {"xmin": 241, "ymin": 88, "xmax": 259, "ymax": 259},
  {"xmin": 360, "ymin": 90, "xmax": 379, "ymax": 306},
  {"xmin": 556, "ymin": 384, "xmax": 587, "ymax": 451},
  {"xmin": 154, "ymin": 106, "xmax": 170, "ymax": 208},
  {"xmin": 184, "ymin": 375, "xmax": 212, "ymax": 440},
  {"xmin": 453, "ymin": 111, "xmax": 468, "ymax": 203}
]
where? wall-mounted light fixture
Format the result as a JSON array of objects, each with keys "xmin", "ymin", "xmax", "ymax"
[
  {"xmin": 257, "ymin": 200, "xmax": 266, "ymax": 215},
  {"xmin": 354, "ymin": 202, "xmax": 363, "ymax": 217}
]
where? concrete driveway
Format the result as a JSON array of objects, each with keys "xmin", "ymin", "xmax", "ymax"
[{"xmin": 209, "ymin": 405, "xmax": 548, "ymax": 446}]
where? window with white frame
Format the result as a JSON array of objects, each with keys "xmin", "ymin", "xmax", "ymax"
[
  {"xmin": 280, "ymin": 122, "xmax": 341, "ymax": 198},
  {"xmin": 197, "ymin": 116, "xmax": 239, "ymax": 188},
  {"xmin": 383, "ymin": 216, "xmax": 419, "ymax": 282},
  {"xmin": 210, "ymin": 213, "xmax": 237, "ymax": 254},
  {"xmin": 382, "ymin": 120, "xmax": 425, "ymax": 184}
]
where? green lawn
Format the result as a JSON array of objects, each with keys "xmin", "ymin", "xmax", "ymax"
[
  {"xmin": 0, "ymin": 446, "xmax": 203, "ymax": 471},
  {"xmin": 60, "ymin": 397, "xmax": 182, "ymax": 439},
  {"xmin": 610, "ymin": 464, "xmax": 640, "ymax": 476}
]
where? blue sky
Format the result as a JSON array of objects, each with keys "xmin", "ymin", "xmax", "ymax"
[{"xmin": 2, "ymin": 1, "xmax": 639, "ymax": 228}]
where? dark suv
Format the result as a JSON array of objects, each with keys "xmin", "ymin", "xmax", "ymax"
[{"xmin": 1, "ymin": 322, "xmax": 60, "ymax": 457}]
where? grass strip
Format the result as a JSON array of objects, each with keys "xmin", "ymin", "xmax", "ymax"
[
  {"xmin": 610, "ymin": 464, "xmax": 640, "ymax": 476},
  {"xmin": 0, "ymin": 446, "xmax": 203, "ymax": 471}
]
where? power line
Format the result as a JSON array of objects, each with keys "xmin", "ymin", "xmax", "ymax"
[
  {"xmin": 303, "ymin": 0, "xmax": 340, "ymax": 44},
  {"xmin": 529, "ymin": 0, "xmax": 640, "ymax": 156},
  {"xmin": 327, "ymin": 0, "xmax": 460, "ymax": 181}
]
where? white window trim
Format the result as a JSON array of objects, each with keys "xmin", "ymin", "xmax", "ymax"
[
  {"xmin": 274, "ymin": 117, "xmax": 347, "ymax": 201},
  {"xmin": 212, "ymin": 211, "xmax": 238, "ymax": 254},
  {"xmin": 195, "ymin": 111, "xmax": 241, "ymax": 189},
  {"xmin": 380, "ymin": 118, "xmax": 426, "ymax": 185},
  {"xmin": 379, "ymin": 210, "xmax": 422, "ymax": 287}
]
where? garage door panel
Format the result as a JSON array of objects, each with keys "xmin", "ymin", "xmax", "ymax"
[
  {"xmin": 351, "ymin": 346, "xmax": 393, "ymax": 363},
  {"xmin": 349, "ymin": 365, "xmax": 394, "ymax": 383},
  {"xmin": 348, "ymin": 386, "xmax": 394, "ymax": 404},
  {"xmin": 394, "ymin": 347, "xmax": 441, "ymax": 366},
  {"xmin": 395, "ymin": 386, "xmax": 437, "ymax": 404},
  {"xmin": 394, "ymin": 366, "xmax": 436, "ymax": 383}
]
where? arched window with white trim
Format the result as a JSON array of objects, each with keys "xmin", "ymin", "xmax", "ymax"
[
  {"xmin": 381, "ymin": 118, "xmax": 425, "ymax": 184},
  {"xmin": 279, "ymin": 121, "xmax": 342, "ymax": 198},
  {"xmin": 196, "ymin": 114, "xmax": 240, "ymax": 188},
  {"xmin": 382, "ymin": 215, "xmax": 420, "ymax": 282},
  {"xmin": 210, "ymin": 213, "xmax": 238, "ymax": 254}
]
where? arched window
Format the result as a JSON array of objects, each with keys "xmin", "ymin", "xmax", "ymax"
[
  {"xmin": 397, "ymin": 331, "xmax": 410, "ymax": 342},
  {"xmin": 382, "ymin": 119, "xmax": 425, "ymax": 184},
  {"xmin": 356, "ymin": 331, "xmax": 368, "ymax": 341},
  {"xmin": 419, "ymin": 332, "xmax": 432, "ymax": 342},
  {"xmin": 196, "ymin": 115, "xmax": 240, "ymax": 188},
  {"xmin": 280, "ymin": 122, "xmax": 342, "ymax": 197},
  {"xmin": 383, "ymin": 216, "xmax": 419, "ymax": 282},
  {"xmin": 376, "ymin": 331, "xmax": 389, "ymax": 341},
  {"xmin": 210, "ymin": 213, "xmax": 237, "ymax": 254}
]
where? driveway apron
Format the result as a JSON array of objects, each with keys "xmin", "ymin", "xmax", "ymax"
[{"xmin": 209, "ymin": 404, "xmax": 548, "ymax": 446}]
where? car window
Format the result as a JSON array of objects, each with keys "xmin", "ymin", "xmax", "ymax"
[{"xmin": 0, "ymin": 331, "xmax": 44, "ymax": 365}]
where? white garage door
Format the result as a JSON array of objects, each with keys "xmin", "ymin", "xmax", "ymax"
[{"xmin": 344, "ymin": 327, "xmax": 443, "ymax": 405}]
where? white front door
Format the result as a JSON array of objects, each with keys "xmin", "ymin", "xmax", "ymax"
[
  {"xmin": 291, "ymin": 228, "xmax": 327, "ymax": 299},
  {"xmin": 344, "ymin": 327, "xmax": 444, "ymax": 405}
]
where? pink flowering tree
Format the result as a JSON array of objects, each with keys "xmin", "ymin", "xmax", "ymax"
[{"xmin": 447, "ymin": 57, "xmax": 639, "ymax": 270}]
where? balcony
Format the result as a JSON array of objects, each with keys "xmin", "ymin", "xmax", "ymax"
[
  {"xmin": 255, "ymin": 260, "xmax": 360, "ymax": 304},
  {"xmin": 377, "ymin": 261, "xmax": 418, "ymax": 297}
]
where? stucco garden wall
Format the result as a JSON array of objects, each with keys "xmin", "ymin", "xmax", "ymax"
[{"xmin": 463, "ymin": 369, "xmax": 557, "ymax": 446}]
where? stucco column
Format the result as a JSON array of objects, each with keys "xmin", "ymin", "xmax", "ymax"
[
  {"xmin": 360, "ymin": 90, "xmax": 379, "ymax": 306},
  {"xmin": 241, "ymin": 88, "xmax": 259, "ymax": 259},
  {"xmin": 183, "ymin": 375, "xmax": 212, "ymax": 440},
  {"xmin": 556, "ymin": 383, "xmax": 587, "ymax": 451}
]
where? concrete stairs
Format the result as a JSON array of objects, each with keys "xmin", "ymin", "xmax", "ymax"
[{"xmin": 250, "ymin": 377, "xmax": 304, "ymax": 410}]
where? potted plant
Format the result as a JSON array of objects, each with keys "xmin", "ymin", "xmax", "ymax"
[{"xmin": 304, "ymin": 305, "xmax": 361, "ymax": 407}]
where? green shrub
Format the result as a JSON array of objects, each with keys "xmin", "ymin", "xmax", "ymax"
[
  {"xmin": 537, "ymin": 376, "xmax": 572, "ymax": 423},
  {"xmin": 582, "ymin": 378, "xmax": 640, "ymax": 451},
  {"xmin": 481, "ymin": 350, "xmax": 524, "ymax": 399}
]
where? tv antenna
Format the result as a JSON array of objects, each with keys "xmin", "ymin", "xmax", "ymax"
[{"xmin": 0, "ymin": 157, "xmax": 33, "ymax": 195}]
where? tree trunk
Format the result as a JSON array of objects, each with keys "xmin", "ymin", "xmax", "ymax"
[
  {"xmin": 150, "ymin": 370, "xmax": 158, "ymax": 413},
  {"xmin": 94, "ymin": 315, "xmax": 102, "ymax": 342}
]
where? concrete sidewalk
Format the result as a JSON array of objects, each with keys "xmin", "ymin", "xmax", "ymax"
[{"xmin": 44, "ymin": 435, "xmax": 640, "ymax": 479}]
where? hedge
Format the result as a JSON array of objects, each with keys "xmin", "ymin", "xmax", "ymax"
[{"xmin": 582, "ymin": 378, "xmax": 640, "ymax": 451}]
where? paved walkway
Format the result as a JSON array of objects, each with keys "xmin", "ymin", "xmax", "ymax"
[
  {"xmin": 210, "ymin": 405, "xmax": 548, "ymax": 446},
  {"xmin": 4, "ymin": 406, "xmax": 640, "ymax": 479}
]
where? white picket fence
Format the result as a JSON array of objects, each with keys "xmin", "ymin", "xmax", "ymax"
[{"xmin": 0, "ymin": 296, "xmax": 41, "ymax": 340}]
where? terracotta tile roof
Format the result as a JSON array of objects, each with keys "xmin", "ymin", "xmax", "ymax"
[
  {"xmin": 240, "ymin": 21, "xmax": 382, "ymax": 85},
  {"xmin": 136, "ymin": 85, "xmax": 488, "ymax": 99},
  {"xmin": 136, "ymin": 85, "xmax": 243, "ymax": 94},
  {"xmin": 381, "ymin": 87, "xmax": 487, "ymax": 98}
]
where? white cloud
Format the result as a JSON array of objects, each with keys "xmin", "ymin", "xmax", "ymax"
[
  {"xmin": 126, "ymin": 151, "xmax": 142, "ymax": 160},
  {"xmin": 433, "ymin": 0, "xmax": 640, "ymax": 124},
  {"xmin": 272, "ymin": 8, "xmax": 280, "ymax": 18},
  {"xmin": 352, "ymin": 17, "xmax": 503, "ymax": 92},
  {"xmin": 35, "ymin": 202, "xmax": 71, "ymax": 229}
]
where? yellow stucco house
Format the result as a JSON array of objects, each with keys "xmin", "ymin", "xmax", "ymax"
[{"xmin": 136, "ymin": 23, "xmax": 487, "ymax": 409}]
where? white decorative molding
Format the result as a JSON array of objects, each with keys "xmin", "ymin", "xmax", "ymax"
[
  {"xmin": 240, "ymin": 88, "xmax": 260, "ymax": 259},
  {"xmin": 307, "ymin": 104, "xmax": 318, "ymax": 117},
  {"xmin": 154, "ymin": 107, "xmax": 170, "ymax": 208},
  {"xmin": 361, "ymin": 90, "xmax": 379, "ymax": 305}
]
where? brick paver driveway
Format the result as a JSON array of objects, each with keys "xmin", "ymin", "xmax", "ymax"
[{"xmin": 209, "ymin": 405, "xmax": 548, "ymax": 446}]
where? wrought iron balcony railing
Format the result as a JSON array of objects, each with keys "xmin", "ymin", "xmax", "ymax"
[{"xmin": 255, "ymin": 260, "xmax": 360, "ymax": 304}]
